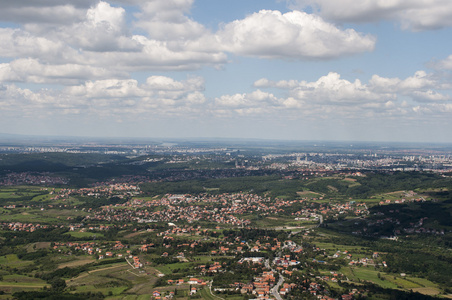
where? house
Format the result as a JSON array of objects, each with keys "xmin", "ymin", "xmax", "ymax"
[
  {"xmin": 153, "ymin": 291, "xmax": 161, "ymax": 297},
  {"xmin": 190, "ymin": 287, "xmax": 197, "ymax": 295}
]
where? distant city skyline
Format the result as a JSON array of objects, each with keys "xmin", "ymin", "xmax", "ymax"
[{"xmin": 1, "ymin": 0, "xmax": 452, "ymax": 143}]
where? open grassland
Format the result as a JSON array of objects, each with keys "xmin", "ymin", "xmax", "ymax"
[
  {"xmin": 340, "ymin": 266, "xmax": 441, "ymax": 296},
  {"xmin": 64, "ymin": 231, "xmax": 105, "ymax": 239},
  {"xmin": 314, "ymin": 242, "xmax": 372, "ymax": 253},
  {"xmin": 155, "ymin": 262, "xmax": 194, "ymax": 275},
  {"xmin": 0, "ymin": 210, "xmax": 55, "ymax": 223},
  {"xmin": 72, "ymin": 284, "xmax": 128, "ymax": 296},
  {"xmin": 372, "ymin": 190, "xmax": 428, "ymax": 202},
  {"xmin": 0, "ymin": 274, "xmax": 47, "ymax": 287},
  {"xmin": 0, "ymin": 207, "xmax": 90, "ymax": 224},
  {"xmin": 0, "ymin": 286, "xmax": 48, "ymax": 299},
  {"xmin": 242, "ymin": 215, "xmax": 296, "ymax": 228},
  {"xmin": 0, "ymin": 190, "xmax": 42, "ymax": 199},
  {"xmin": 312, "ymin": 240, "xmax": 375, "ymax": 259},
  {"xmin": 348, "ymin": 267, "xmax": 398, "ymax": 289},
  {"xmin": 353, "ymin": 198, "xmax": 384, "ymax": 205},
  {"xmin": 0, "ymin": 254, "xmax": 33, "ymax": 268},
  {"xmin": 0, "ymin": 187, "xmax": 83, "ymax": 206},
  {"xmin": 106, "ymin": 295, "xmax": 155, "ymax": 300},
  {"xmin": 412, "ymin": 287, "xmax": 442, "ymax": 296},
  {"xmin": 58, "ymin": 256, "xmax": 95, "ymax": 269},
  {"xmin": 67, "ymin": 264, "xmax": 163, "ymax": 298},
  {"xmin": 297, "ymin": 191, "xmax": 325, "ymax": 198},
  {"xmin": 0, "ymin": 274, "xmax": 48, "ymax": 295}
]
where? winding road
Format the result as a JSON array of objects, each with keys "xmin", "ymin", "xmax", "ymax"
[{"xmin": 265, "ymin": 258, "xmax": 284, "ymax": 300}]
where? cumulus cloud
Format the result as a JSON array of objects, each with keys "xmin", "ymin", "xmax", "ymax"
[
  {"xmin": 254, "ymin": 78, "xmax": 301, "ymax": 89},
  {"xmin": 217, "ymin": 10, "xmax": 375, "ymax": 59},
  {"xmin": 256, "ymin": 70, "xmax": 450, "ymax": 106},
  {"xmin": 369, "ymin": 71, "xmax": 451, "ymax": 100},
  {"xmin": 430, "ymin": 54, "xmax": 452, "ymax": 70},
  {"xmin": 412, "ymin": 90, "xmax": 450, "ymax": 102},
  {"xmin": 0, "ymin": 1, "xmax": 91, "ymax": 25},
  {"xmin": 289, "ymin": 0, "xmax": 452, "ymax": 30},
  {"xmin": 0, "ymin": 0, "xmax": 228, "ymax": 82},
  {"xmin": 0, "ymin": 0, "xmax": 379, "ymax": 87},
  {"xmin": 0, "ymin": 28, "xmax": 79, "ymax": 62},
  {"xmin": 42, "ymin": 1, "xmax": 142, "ymax": 52},
  {"xmin": 0, "ymin": 75, "xmax": 207, "ymax": 119},
  {"xmin": 65, "ymin": 75, "xmax": 204, "ymax": 101},
  {"xmin": 215, "ymin": 90, "xmax": 280, "ymax": 109},
  {"xmin": 256, "ymin": 72, "xmax": 388, "ymax": 105},
  {"xmin": 0, "ymin": 58, "xmax": 127, "ymax": 85},
  {"xmin": 244, "ymin": 70, "xmax": 452, "ymax": 119},
  {"xmin": 135, "ymin": 0, "xmax": 208, "ymax": 41}
]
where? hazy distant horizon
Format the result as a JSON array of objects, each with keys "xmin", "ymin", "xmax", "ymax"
[{"xmin": 2, "ymin": 132, "xmax": 452, "ymax": 149}]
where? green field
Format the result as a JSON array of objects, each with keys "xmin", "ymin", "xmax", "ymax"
[
  {"xmin": 64, "ymin": 231, "xmax": 105, "ymax": 239},
  {"xmin": 0, "ymin": 207, "xmax": 90, "ymax": 224},
  {"xmin": 0, "ymin": 274, "xmax": 48, "ymax": 292},
  {"xmin": 0, "ymin": 254, "xmax": 33, "ymax": 268},
  {"xmin": 346, "ymin": 267, "xmax": 398, "ymax": 289}
]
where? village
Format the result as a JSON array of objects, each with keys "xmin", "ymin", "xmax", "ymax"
[
  {"xmin": 0, "ymin": 167, "xmax": 449, "ymax": 299},
  {"xmin": 37, "ymin": 220, "xmax": 374, "ymax": 300}
]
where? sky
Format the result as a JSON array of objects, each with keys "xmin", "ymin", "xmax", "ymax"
[{"xmin": 1, "ymin": 0, "xmax": 452, "ymax": 143}]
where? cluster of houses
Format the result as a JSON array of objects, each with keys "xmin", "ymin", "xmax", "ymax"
[
  {"xmin": 89, "ymin": 191, "xmax": 373, "ymax": 228},
  {"xmin": 198, "ymin": 261, "xmax": 224, "ymax": 274},
  {"xmin": 0, "ymin": 172, "xmax": 68, "ymax": 186},
  {"xmin": 48, "ymin": 183, "xmax": 140, "ymax": 202},
  {"xmin": 3, "ymin": 222, "xmax": 49, "ymax": 232}
]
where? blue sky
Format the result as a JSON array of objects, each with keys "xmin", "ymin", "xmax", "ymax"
[{"xmin": 1, "ymin": 0, "xmax": 452, "ymax": 143}]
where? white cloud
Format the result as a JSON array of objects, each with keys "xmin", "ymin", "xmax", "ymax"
[
  {"xmin": 0, "ymin": 1, "xmax": 90, "ymax": 25},
  {"xmin": 217, "ymin": 10, "xmax": 375, "ymax": 59},
  {"xmin": 48, "ymin": 1, "xmax": 140, "ymax": 52},
  {"xmin": 135, "ymin": 0, "xmax": 208, "ymax": 41},
  {"xmin": 215, "ymin": 90, "xmax": 280, "ymax": 109},
  {"xmin": 0, "ymin": 58, "xmax": 127, "ymax": 85},
  {"xmin": 431, "ymin": 54, "xmax": 452, "ymax": 70},
  {"xmin": 0, "ymin": 1, "xmax": 228, "ymax": 82},
  {"xmin": 257, "ymin": 72, "xmax": 387, "ymax": 104},
  {"xmin": 289, "ymin": 0, "xmax": 452, "ymax": 30},
  {"xmin": 145, "ymin": 76, "xmax": 185, "ymax": 91},
  {"xmin": 245, "ymin": 70, "xmax": 452, "ymax": 119},
  {"xmin": 0, "ymin": 28, "xmax": 78, "ymax": 62},
  {"xmin": 65, "ymin": 79, "xmax": 143, "ymax": 99},
  {"xmin": 0, "ymin": 0, "xmax": 381, "ymax": 87},
  {"xmin": 254, "ymin": 78, "xmax": 301, "ymax": 89},
  {"xmin": 412, "ymin": 90, "xmax": 450, "ymax": 102},
  {"xmin": 369, "ymin": 71, "xmax": 450, "ymax": 101},
  {"xmin": 0, "ymin": 75, "xmax": 207, "ymax": 119},
  {"xmin": 144, "ymin": 75, "xmax": 204, "ymax": 91}
]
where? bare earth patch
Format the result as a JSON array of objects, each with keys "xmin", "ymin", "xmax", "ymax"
[
  {"xmin": 297, "ymin": 191, "xmax": 324, "ymax": 196},
  {"xmin": 412, "ymin": 287, "xmax": 440, "ymax": 296},
  {"xmin": 344, "ymin": 178, "xmax": 357, "ymax": 182},
  {"xmin": 58, "ymin": 258, "xmax": 94, "ymax": 269},
  {"xmin": 124, "ymin": 230, "xmax": 151, "ymax": 239},
  {"xmin": 35, "ymin": 242, "xmax": 51, "ymax": 249}
]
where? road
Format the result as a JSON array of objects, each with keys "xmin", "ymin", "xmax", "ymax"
[
  {"xmin": 271, "ymin": 275, "xmax": 284, "ymax": 300},
  {"xmin": 265, "ymin": 259, "xmax": 284, "ymax": 300},
  {"xmin": 208, "ymin": 281, "xmax": 225, "ymax": 300}
]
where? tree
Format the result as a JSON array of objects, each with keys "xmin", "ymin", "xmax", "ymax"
[{"xmin": 50, "ymin": 278, "xmax": 67, "ymax": 292}]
